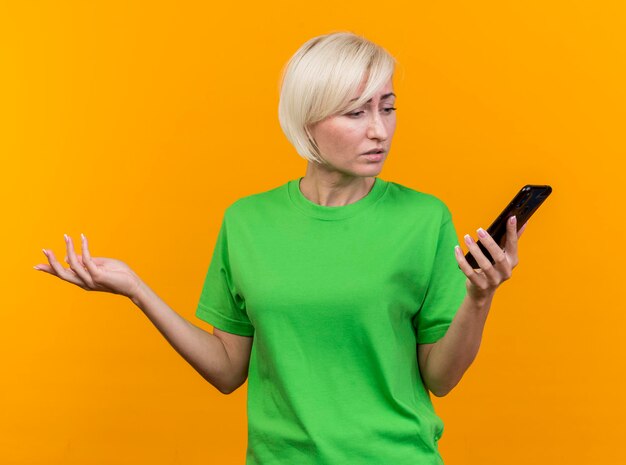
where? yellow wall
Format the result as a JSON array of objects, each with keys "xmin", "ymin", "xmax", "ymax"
[{"xmin": 3, "ymin": 1, "xmax": 624, "ymax": 463}]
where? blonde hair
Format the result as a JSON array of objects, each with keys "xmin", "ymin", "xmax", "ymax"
[{"xmin": 278, "ymin": 31, "xmax": 397, "ymax": 164}]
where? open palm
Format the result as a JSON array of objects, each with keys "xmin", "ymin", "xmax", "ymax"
[{"xmin": 34, "ymin": 234, "xmax": 141, "ymax": 299}]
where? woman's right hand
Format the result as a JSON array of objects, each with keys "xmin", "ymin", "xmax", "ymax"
[{"xmin": 34, "ymin": 233, "xmax": 142, "ymax": 300}]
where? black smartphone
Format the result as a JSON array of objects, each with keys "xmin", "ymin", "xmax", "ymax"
[{"xmin": 462, "ymin": 184, "xmax": 552, "ymax": 269}]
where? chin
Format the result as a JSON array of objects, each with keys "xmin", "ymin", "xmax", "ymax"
[
  {"xmin": 355, "ymin": 164, "xmax": 384, "ymax": 177},
  {"xmin": 363, "ymin": 158, "xmax": 386, "ymax": 169}
]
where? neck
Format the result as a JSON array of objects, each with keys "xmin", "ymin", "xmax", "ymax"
[{"xmin": 299, "ymin": 165, "xmax": 376, "ymax": 207}]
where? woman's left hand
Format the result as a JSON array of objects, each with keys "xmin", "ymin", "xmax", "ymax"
[{"xmin": 455, "ymin": 215, "xmax": 528, "ymax": 305}]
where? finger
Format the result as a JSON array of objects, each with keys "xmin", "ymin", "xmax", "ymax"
[
  {"xmin": 466, "ymin": 233, "xmax": 502, "ymax": 285},
  {"xmin": 476, "ymin": 227, "xmax": 509, "ymax": 274},
  {"xmin": 64, "ymin": 234, "xmax": 94, "ymax": 286},
  {"xmin": 503, "ymin": 216, "xmax": 520, "ymax": 262},
  {"xmin": 43, "ymin": 248, "xmax": 70, "ymax": 277},
  {"xmin": 41, "ymin": 248, "xmax": 89, "ymax": 288},
  {"xmin": 76, "ymin": 254, "xmax": 105, "ymax": 268},
  {"xmin": 455, "ymin": 245, "xmax": 486, "ymax": 288},
  {"xmin": 33, "ymin": 263, "xmax": 53, "ymax": 273},
  {"xmin": 80, "ymin": 233, "xmax": 99, "ymax": 277}
]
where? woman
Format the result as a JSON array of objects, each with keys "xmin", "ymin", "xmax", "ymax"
[{"xmin": 34, "ymin": 31, "xmax": 527, "ymax": 464}]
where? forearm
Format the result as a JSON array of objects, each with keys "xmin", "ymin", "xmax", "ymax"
[
  {"xmin": 129, "ymin": 280, "xmax": 234, "ymax": 394},
  {"xmin": 421, "ymin": 294, "xmax": 493, "ymax": 397}
]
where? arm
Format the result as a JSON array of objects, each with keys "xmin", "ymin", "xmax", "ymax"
[
  {"xmin": 130, "ymin": 280, "xmax": 251, "ymax": 395},
  {"xmin": 212, "ymin": 327, "xmax": 253, "ymax": 393},
  {"xmin": 420, "ymin": 215, "xmax": 526, "ymax": 397},
  {"xmin": 418, "ymin": 294, "xmax": 491, "ymax": 397},
  {"xmin": 35, "ymin": 233, "xmax": 250, "ymax": 394}
]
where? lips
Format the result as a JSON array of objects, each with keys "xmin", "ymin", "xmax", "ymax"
[{"xmin": 363, "ymin": 148, "xmax": 385, "ymax": 155}]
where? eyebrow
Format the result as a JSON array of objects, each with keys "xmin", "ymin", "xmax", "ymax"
[{"xmin": 349, "ymin": 92, "xmax": 396, "ymax": 103}]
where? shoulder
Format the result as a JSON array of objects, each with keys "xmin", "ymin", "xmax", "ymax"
[
  {"xmin": 384, "ymin": 180, "xmax": 452, "ymax": 221},
  {"xmin": 223, "ymin": 181, "xmax": 288, "ymax": 220}
]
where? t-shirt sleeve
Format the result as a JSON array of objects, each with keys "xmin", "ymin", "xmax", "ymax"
[
  {"xmin": 195, "ymin": 210, "xmax": 255, "ymax": 336},
  {"xmin": 413, "ymin": 204, "xmax": 467, "ymax": 344}
]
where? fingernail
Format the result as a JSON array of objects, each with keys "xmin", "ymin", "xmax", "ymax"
[
  {"xmin": 464, "ymin": 234, "xmax": 473, "ymax": 245},
  {"xmin": 81, "ymin": 233, "xmax": 85, "ymax": 241},
  {"xmin": 33, "ymin": 266, "xmax": 41, "ymax": 270},
  {"xmin": 510, "ymin": 216, "xmax": 516, "ymax": 224},
  {"xmin": 477, "ymin": 228, "xmax": 487, "ymax": 238},
  {"xmin": 42, "ymin": 248, "xmax": 48, "ymax": 256},
  {"xmin": 64, "ymin": 234, "xmax": 69, "ymax": 242}
]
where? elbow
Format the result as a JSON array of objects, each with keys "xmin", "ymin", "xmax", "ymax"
[
  {"xmin": 430, "ymin": 379, "xmax": 460, "ymax": 397},
  {"xmin": 430, "ymin": 387, "xmax": 451, "ymax": 398},
  {"xmin": 218, "ymin": 380, "xmax": 237, "ymax": 395},
  {"xmin": 218, "ymin": 383, "xmax": 232, "ymax": 395},
  {"xmin": 202, "ymin": 374, "xmax": 236, "ymax": 395},
  {"xmin": 219, "ymin": 378, "xmax": 245, "ymax": 395}
]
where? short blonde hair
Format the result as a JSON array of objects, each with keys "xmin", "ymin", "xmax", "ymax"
[{"xmin": 278, "ymin": 31, "xmax": 397, "ymax": 164}]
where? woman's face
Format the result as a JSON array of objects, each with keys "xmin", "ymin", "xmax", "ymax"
[{"xmin": 308, "ymin": 77, "xmax": 396, "ymax": 176}]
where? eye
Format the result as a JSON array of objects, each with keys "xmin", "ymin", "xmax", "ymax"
[
  {"xmin": 346, "ymin": 111, "xmax": 365, "ymax": 118},
  {"xmin": 383, "ymin": 107, "xmax": 397, "ymax": 114}
]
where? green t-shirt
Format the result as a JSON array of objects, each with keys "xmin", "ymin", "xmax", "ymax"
[{"xmin": 195, "ymin": 176, "xmax": 467, "ymax": 465}]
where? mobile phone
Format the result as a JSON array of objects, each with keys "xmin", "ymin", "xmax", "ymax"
[{"xmin": 462, "ymin": 184, "xmax": 552, "ymax": 269}]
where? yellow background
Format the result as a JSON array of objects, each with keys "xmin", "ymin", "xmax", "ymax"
[{"xmin": 2, "ymin": 1, "xmax": 625, "ymax": 463}]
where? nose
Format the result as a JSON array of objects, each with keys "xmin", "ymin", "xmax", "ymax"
[{"xmin": 366, "ymin": 111, "xmax": 388, "ymax": 141}]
